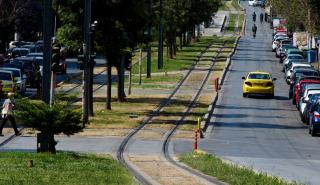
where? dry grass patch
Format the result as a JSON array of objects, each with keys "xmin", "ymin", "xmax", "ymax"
[{"xmin": 89, "ymin": 95, "xmax": 166, "ymax": 129}]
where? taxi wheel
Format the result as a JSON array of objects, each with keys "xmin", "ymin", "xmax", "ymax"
[
  {"xmin": 269, "ymin": 94, "xmax": 274, "ymax": 98},
  {"xmin": 243, "ymin": 93, "xmax": 247, "ymax": 97}
]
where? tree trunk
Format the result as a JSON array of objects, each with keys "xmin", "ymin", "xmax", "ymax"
[
  {"xmin": 37, "ymin": 132, "xmax": 56, "ymax": 154},
  {"xmin": 117, "ymin": 55, "xmax": 126, "ymax": 102},
  {"xmin": 183, "ymin": 32, "xmax": 186, "ymax": 46},
  {"xmin": 48, "ymin": 132, "xmax": 56, "ymax": 154},
  {"xmin": 106, "ymin": 63, "xmax": 112, "ymax": 110},
  {"xmin": 179, "ymin": 34, "xmax": 183, "ymax": 50},
  {"xmin": 169, "ymin": 37, "xmax": 174, "ymax": 59},
  {"xmin": 192, "ymin": 26, "xmax": 196, "ymax": 40}
]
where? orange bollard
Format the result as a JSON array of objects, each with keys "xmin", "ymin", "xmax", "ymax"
[
  {"xmin": 215, "ymin": 78, "xmax": 220, "ymax": 92},
  {"xmin": 194, "ymin": 130, "xmax": 198, "ymax": 151}
]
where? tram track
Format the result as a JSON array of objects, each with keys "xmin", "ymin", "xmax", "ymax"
[{"xmin": 117, "ymin": 42, "xmax": 226, "ymax": 185}]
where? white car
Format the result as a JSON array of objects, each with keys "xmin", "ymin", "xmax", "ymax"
[
  {"xmin": 0, "ymin": 67, "xmax": 27, "ymax": 95},
  {"xmin": 285, "ymin": 63, "xmax": 311, "ymax": 81},
  {"xmin": 299, "ymin": 87, "xmax": 320, "ymax": 122},
  {"xmin": 272, "ymin": 36, "xmax": 288, "ymax": 52},
  {"xmin": 248, "ymin": 0, "xmax": 263, "ymax": 6}
]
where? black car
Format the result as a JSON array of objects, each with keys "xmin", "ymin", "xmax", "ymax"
[{"xmin": 12, "ymin": 57, "xmax": 40, "ymax": 87}]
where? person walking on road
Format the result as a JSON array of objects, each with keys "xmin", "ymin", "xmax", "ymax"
[
  {"xmin": 252, "ymin": 23, "xmax": 257, "ymax": 38},
  {"xmin": 252, "ymin": 12, "xmax": 256, "ymax": 22},
  {"xmin": 260, "ymin": 13, "xmax": 264, "ymax": 24},
  {"xmin": 0, "ymin": 92, "xmax": 20, "ymax": 136}
]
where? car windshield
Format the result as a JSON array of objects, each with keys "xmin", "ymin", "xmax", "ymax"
[
  {"xmin": 288, "ymin": 55, "xmax": 303, "ymax": 59},
  {"xmin": 0, "ymin": 72, "xmax": 12, "ymax": 80},
  {"xmin": 296, "ymin": 71, "xmax": 319, "ymax": 77},
  {"xmin": 248, "ymin": 73, "xmax": 270, "ymax": 79},
  {"xmin": 4, "ymin": 70, "xmax": 20, "ymax": 77},
  {"xmin": 13, "ymin": 49, "xmax": 29, "ymax": 56}
]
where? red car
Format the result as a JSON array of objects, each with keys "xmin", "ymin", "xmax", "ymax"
[{"xmin": 295, "ymin": 80, "xmax": 320, "ymax": 107}]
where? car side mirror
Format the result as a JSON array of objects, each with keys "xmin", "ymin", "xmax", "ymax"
[
  {"xmin": 286, "ymin": 76, "xmax": 290, "ymax": 79},
  {"xmin": 23, "ymin": 74, "xmax": 27, "ymax": 79},
  {"xmin": 242, "ymin": 77, "xmax": 245, "ymax": 80},
  {"xmin": 290, "ymin": 70, "xmax": 293, "ymax": 72},
  {"xmin": 273, "ymin": 78, "xmax": 277, "ymax": 81},
  {"xmin": 303, "ymin": 98, "xmax": 308, "ymax": 103}
]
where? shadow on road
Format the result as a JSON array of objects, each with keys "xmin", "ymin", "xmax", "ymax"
[{"xmin": 213, "ymin": 121, "xmax": 306, "ymax": 129}]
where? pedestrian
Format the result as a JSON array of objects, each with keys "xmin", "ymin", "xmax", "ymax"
[
  {"xmin": 265, "ymin": 12, "xmax": 268, "ymax": 22},
  {"xmin": 252, "ymin": 12, "xmax": 256, "ymax": 22},
  {"xmin": 260, "ymin": 13, "xmax": 264, "ymax": 24},
  {"xmin": 0, "ymin": 92, "xmax": 20, "ymax": 136},
  {"xmin": 252, "ymin": 23, "xmax": 257, "ymax": 38}
]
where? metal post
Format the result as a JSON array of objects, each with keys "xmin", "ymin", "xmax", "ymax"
[
  {"xmin": 139, "ymin": 49, "xmax": 142, "ymax": 85},
  {"xmin": 50, "ymin": 72, "xmax": 56, "ymax": 106},
  {"xmin": 158, "ymin": 0, "xmax": 163, "ymax": 69},
  {"xmin": 42, "ymin": 0, "xmax": 53, "ymax": 104},
  {"xmin": 128, "ymin": 68, "xmax": 132, "ymax": 95},
  {"xmin": 83, "ymin": 0, "xmax": 91, "ymax": 123},
  {"xmin": 147, "ymin": 0, "xmax": 152, "ymax": 77}
]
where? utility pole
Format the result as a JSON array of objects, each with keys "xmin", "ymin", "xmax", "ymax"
[
  {"xmin": 42, "ymin": 0, "xmax": 53, "ymax": 105},
  {"xmin": 147, "ymin": 0, "xmax": 153, "ymax": 78},
  {"xmin": 83, "ymin": 0, "xmax": 91, "ymax": 123},
  {"xmin": 158, "ymin": 0, "xmax": 163, "ymax": 69}
]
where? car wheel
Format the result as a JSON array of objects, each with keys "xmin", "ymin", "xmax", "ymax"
[
  {"xmin": 243, "ymin": 93, "xmax": 247, "ymax": 97},
  {"xmin": 292, "ymin": 97, "xmax": 296, "ymax": 104},
  {"xmin": 300, "ymin": 111, "xmax": 305, "ymax": 122},
  {"xmin": 269, "ymin": 94, "xmax": 274, "ymax": 98},
  {"xmin": 310, "ymin": 123, "xmax": 317, "ymax": 137}
]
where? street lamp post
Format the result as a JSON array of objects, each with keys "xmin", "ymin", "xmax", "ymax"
[
  {"xmin": 147, "ymin": 0, "xmax": 153, "ymax": 78},
  {"xmin": 82, "ymin": 0, "xmax": 91, "ymax": 124},
  {"xmin": 42, "ymin": 0, "xmax": 53, "ymax": 105},
  {"xmin": 158, "ymin": 0, "xmax": 163, "ymax": 70}
]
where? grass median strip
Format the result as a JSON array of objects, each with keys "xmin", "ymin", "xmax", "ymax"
[
  {"xmin": 179, "ymin": 152, "xmax": 300, "ymax": 185},
  {"xmin": 0, "ymin": 152, "xmax": 136, "ymax": 185},
  {"xmin": 226, "ymin": 14, "xmax": 237, "ymax": 33}
]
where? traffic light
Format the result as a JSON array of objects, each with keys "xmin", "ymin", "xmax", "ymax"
[
  {"xmin": 51, "ymin": 46, "xmax": 60, "ymax": 72},
  {"xmin": 77, "ymin": 54, "xmax": 85, "ymax": 70},
  {"xmin": 124, "ymin": 52, "xmax": 132, "ymax": 70}
]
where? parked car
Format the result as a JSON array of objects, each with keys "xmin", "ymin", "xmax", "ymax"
[
  {"xmin": 283, "ymin": 60, "xmax": 308, "ymax": 75},
  {"xmin": 276, "ymin": 39, "xmax": 292, "ymax": 58},
  {"xmin": 299, "ymin": 85, "xmax": 320, "ymax": 122},
  {"xmin": 288, "ymin": 69, "xmax": 320, "ymax": 89},
  {"xmin": 308, "ymin": 100, "xmax": 320, "ymax": 136},
  {"xmin": 242, "ymin": 71, "xmax": 276, "ymax": 98},
  {"xmin": 272, "ymin": 36, "xmax": 289, "ymax": 52},
  {"xmin": 0, "ymin": 67, "xmax": 26, "ymax": 95},
  {"xmin": 290, "ymin": 77, "xmax": 320, "ymax": 105},
  {"xmin": 305, "ymin": 94, "xmax": 320, "ymax": 125},
  {"xmin": 285, "ymin": 64, "xmax": 312, "ymax": 82},
  {"xmin": 0, "ymin": 70, "xmax": 16, "ymax": 95},
  {"xmin": 279, "ymin": 45, "xmax": 297, "ymax": 62},
  {"xmin": 12, "ymin": 57, "xmax": 40, "ymax": 87},
  {"xmin": 282, "ymin": 54, "xmax": 304, "ymax": 66}
]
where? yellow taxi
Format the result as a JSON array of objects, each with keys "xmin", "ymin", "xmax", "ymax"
[{"xmin": 242, "ymin": 71, "xmax": 276, "ymax": 98}]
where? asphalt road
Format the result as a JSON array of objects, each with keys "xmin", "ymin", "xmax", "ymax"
[{"xmin": 195, "ymin": 3, "xmax": 320, "ymax": 185}]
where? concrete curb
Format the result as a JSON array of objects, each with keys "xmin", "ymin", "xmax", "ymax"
[
  {"xmin": 220, "ymin": 15, "xmax": 227, "ymax": 33},
  {"xmin": 201, "ymin": 36, "xmax": 241, "ymax": 132}
]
